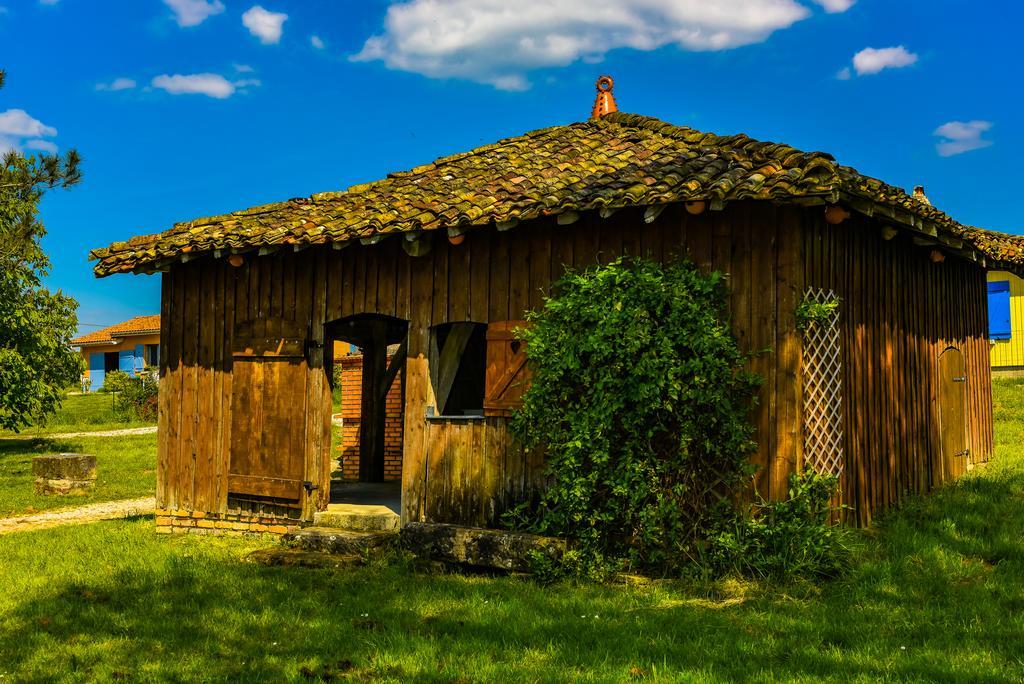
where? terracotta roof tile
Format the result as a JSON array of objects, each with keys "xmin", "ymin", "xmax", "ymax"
[
  {"xmin": 72, "ymin": 314, "xmax": 161, "ymax": 346},
  {"xmin": 89, "ymin": 113, "xmax": 1024, "ymax": 276}
]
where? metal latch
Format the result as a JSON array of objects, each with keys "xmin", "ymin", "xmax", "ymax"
[
  {"xmin": 303, "ymin": 481, "xmax": 319, "ymax": 494},
  {"xmin": 955, "ymin": 449, "xmax": 970, "ymax": 458},
  {"xmin": 953, "ymin": 376, "xmax": 967, "ymax": 383}
]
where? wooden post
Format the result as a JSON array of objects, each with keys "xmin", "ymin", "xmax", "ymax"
[{"xmin": 359, "ymin": 320, "xmax": 388, "ymax": 482}]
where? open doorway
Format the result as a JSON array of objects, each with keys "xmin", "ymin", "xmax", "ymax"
[{"xmin": 326, "ymin": 314, "xmax": 409, "ymax": 513}]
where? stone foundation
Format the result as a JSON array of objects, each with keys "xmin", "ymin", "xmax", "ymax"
[
  {"xmin": 401, "ymin": 522, "xmax": 568, "ymax": 572},
  {"xmin": 33, "ymin": 453, "xmax": 97, "ymax": 495},
  {"xmin": 155, "ymin": 509, "xmax": 302, "ymax": 536}
]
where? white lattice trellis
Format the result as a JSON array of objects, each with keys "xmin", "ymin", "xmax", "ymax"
[{"xmin": 801, "ymin": 288, "xmax": 844, "ymax": 476}]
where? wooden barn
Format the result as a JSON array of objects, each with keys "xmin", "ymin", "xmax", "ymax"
[{"xmin": 91, "ymin": 82, "xmax": 1024, "ymax": 533}]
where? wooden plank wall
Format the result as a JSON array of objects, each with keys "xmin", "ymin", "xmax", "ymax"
[
  {"xmin": 158, "ymin": 201, "xmax": 806, "ymax": 525},
  {"xmin": 804, "ymin": 213, "xmax": 993, "ymax": 525},
  {"xmin": 157, "ymin": 255, "xmax": 333, "ymax": 521}
]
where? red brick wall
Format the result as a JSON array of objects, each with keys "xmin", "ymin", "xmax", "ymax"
[{"xmin": 336, "ymin": 354, "xmax": 404, "ymax": 481}]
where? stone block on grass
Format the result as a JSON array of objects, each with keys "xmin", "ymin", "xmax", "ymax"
[
  {"xmin": 401, "ymin": 522, "xmax": 568, "ymax": 573},
  {"xmin": 32, "ymin": 453, "xmax": 97, "ymax": 496}
]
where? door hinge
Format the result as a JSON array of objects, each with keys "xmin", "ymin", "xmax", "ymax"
[
  {"xmin": 303, "ymin": 481, "xmax": 320, "ymax": 494},
  {"xmin": 953, "ymin": 376, "xmax": 967, "ymax": 383},
  {"xmin": 954, "ymin": 449, "xmax": 970, "ymax": 458}
]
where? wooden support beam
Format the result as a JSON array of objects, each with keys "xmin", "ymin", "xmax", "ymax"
[
  {"xmin": 378, "ymin": 337, "xmax": 408, "ymax": 403},
  {"xmin": 359, "ymin": 320, "xmax": 388, "ymax": 482}
]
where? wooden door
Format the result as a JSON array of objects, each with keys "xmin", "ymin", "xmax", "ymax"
[
  {"xmin": 937, "ymin": 346, "xmax": 968, "ymax": 482},
  {"xmin": 229, "ymin": 318, "xmax": 309, "ymax": 501}
]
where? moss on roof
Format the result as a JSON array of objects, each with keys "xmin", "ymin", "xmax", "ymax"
[{"xmin": 90, "ymin": 112, "xmax": 1024, "ymax": 276}]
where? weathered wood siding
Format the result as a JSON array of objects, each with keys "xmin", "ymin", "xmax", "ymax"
[
  {"xmin": 157, "ymin": 200, "xmax": 991, "ymax": 528},
  {"xmin": 158, "ymin": 254, "xmax": 333, "ymax": 521},
  {"xmin": 158, "ymin": 201, "xmax": 805, "ymax": 525},
  {"xmin": 805, "ymin": 214, "xmax": 993, "ymax": 525}
]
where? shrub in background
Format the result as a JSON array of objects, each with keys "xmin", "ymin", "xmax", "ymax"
[
  {"xmin": 507, "ymin": 257, "xmax": 760, "ymax": 576},
  {"xmin": 99, "ymin": 370, "xmax": 133, "ymax": 394},
  {"xmin": 111, "ymin": 373, "xmax": 159, "ymax": 422}
]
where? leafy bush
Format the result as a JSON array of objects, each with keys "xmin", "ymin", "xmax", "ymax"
[
  {"xmin": 507, "ymin": 257, "xmax": 760, "ymax": 576},
  {"xmin": 100, "ymin": 370, "xmax": 133, "ymax": 394},
  {"xmin": 704, "ymin": 470, "xmax": 853, "ymax": 580},
  {"xmin": 112, "ymin": 374, "xmax": 159, "ymax": 422},
  {"xmin": 795, "ymin": 295, "xmax": 840, "ymax": 331}
]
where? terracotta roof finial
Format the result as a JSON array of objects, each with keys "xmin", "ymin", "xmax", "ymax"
[
  {"xmin": 591, "ymin": 75, "xmax": 617, "ymax": 119},
  {"xmin": 913, "ymin": 185, "xmax": 931, "ymax": 206}
]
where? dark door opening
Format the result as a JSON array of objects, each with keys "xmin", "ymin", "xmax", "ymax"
[
  {"xmin": 104, "ymin": 351, "xmax": 120, "ymax": 374},
  {"xmin": 327, "ymin": 314, "xmax": 409, "ymax": 484}
]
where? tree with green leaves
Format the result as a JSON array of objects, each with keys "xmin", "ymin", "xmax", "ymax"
[{"xmin": 0, "ymin": 68, "xmax": 84, "ymax": 431}]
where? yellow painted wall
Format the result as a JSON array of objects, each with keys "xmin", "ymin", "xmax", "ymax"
[{"xmin": 988, "ymin": 271, "xmax": 1024, "ymax": 368}]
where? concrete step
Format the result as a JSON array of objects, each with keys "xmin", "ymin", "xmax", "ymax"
[
  {"xmin": 313, "ymin": 504, "xmax": 400, "ymax": 532},
  {"xmin": 246, "ymin": 547, "xmax": 363, "ymax": 569},
  {"xmin": 283, "ymin": 526, "xmax": 397, "ymax": 555}
]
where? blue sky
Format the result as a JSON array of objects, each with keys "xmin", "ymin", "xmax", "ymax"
[{"xmin": 0, "ymin": 0, "xmax": 1019, "ymax": 331}]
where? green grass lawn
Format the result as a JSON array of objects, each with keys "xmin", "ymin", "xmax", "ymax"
[
  {"xmin": 0, "ymin": 434, "xmax": 157, "ymax": 517},
  {"xmin": 1, "ymin": 381, "xmax": 1023, "ymax": 681},
  {"xmin": 0, "ymin": 392, "xmax": 156, "ymax": 437}
]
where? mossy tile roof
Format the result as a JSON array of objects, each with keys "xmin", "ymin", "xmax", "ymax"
[{"xmin": 90, "ymin": 112, "xmax": 1024, "ymax": 276}]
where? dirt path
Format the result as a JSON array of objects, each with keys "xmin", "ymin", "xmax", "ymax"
[
  {"xmin": 5, "ymin": 426, "xmax": 157, "ymax": 440},
  {"xmin": 0, "ymin": 497, "xmax": 155, "ymax": 535}
]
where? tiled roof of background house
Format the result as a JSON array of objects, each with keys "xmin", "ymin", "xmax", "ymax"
[
  {"xmin": 71, "ymin": 314, "xmax": 161, "ymax": 346},
  {"xmin": 90, "ymin": 112, "xmax": 1024, "ymax": 276}
]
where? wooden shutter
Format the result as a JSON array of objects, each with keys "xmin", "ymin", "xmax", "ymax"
[
  {"xmin": 228, "ymin": 317, "xmax": 309, "ymax": 501},
  {"xmin": 988, "ymin": 280, "xmax": 1011, "ymax": 340},
  {"xmin": 484, "ymin": 320, "xmax": 531, "ymax": 417}
]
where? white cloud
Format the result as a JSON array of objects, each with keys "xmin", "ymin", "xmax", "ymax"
[
  {"xmin": 353, "ymin": 0, "xmax": 822, "ymax": 90},
  {"xmin": 851, "ymin": 45, "xmax": 918, "ymax": 76},
  {"xmin": 163, "ymin": 0, "xmax": 225, "ymax": 28},
  {"xmin": 0, "ymin": 109, "xmax": 58, "ymax": 154},
  {"xmin": 812, "ymin": 0, "xmax": 855, "ymax": 12},
  {"xmin": 24, "ymin": 138, "xmax": 58, "ymax": 153},
  {"xmin": 242, "ymin": 5, "xmax": 287, "ymax": 45},
  {"xmin": 0, "ymin": 109, "xmax": 56, "ymax": 138},
  {"xmin": 835, "ymin": 66, "xmax": 851, "ymax": 80},
  {"xmin": 95, "ymin": 77, "xmax": 137, "ymax": 92},
  {"xmin": 234, "ymin": 63, "xmax": 255, "ymax": 73},
  {"xmin": 934, "ymin": 120, "xmax": 993, "ymax": 157},
  {"xmin": 311, "ymin": 34, "xmax": 325, "ymax": 50},
  {"xmin": 151, "ymin": 73, "xmax": 259, "ymax": 99}
]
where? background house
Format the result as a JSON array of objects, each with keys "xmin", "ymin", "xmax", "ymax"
[
  {"xmin": 72, "ymin": 315, "xmax": 161, "ymax": 391},
  {"xmin": 987, "ymin": 271, "xmax": 1024, "ymax": 374}
]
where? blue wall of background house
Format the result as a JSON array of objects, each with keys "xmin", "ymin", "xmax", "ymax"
[{"xmin": 86, "ymin": 344, "xmax": 155, "ymax": 391}]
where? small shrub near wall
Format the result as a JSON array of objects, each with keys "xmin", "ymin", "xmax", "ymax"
[
  {"xmin": 112, "ymin": 371, "xmax": 159, "ymax": 422},
  {"xmin": 705, "ymin": 470, "xmax": 853, "ymax": 580},
  {"xmin": 507, "ymin": 257, "xmax": 760, "ymax": 577},
  {"xmin": 99, "ymin": 370, "xmax": 133, "ymax": 394}
]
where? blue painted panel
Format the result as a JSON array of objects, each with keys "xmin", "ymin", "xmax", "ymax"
[
  {"xmin": 119, "ymin": 348, "xmax": 136, "ymax": 376},
  {"xmin": 89, "ymin": 352, "xmax": 105, "ymax": 390},
  {"xmin": 135, "ymin": 344, "xmax": 145, "ymax": 372},
  {"xmin": 988, "ymin": 280, "xmax": 1011, "ymax": 340}
]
